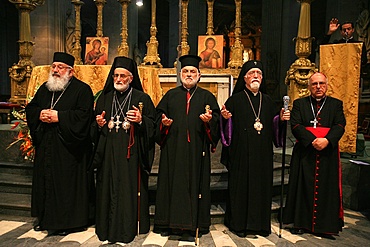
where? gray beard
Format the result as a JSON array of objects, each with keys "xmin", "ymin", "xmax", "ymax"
[{"xmin": 46, "ymin": 72, "xmax": 71, "ymax": 92}]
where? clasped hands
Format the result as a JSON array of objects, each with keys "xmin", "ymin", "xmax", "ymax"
[
  {"xmin": 312, "ymin": 137, "xmax": 329, "ymax": 151},
  {"xmin": 161, "ymin": 109, "xmax": 213, "ymax": 127},
  {"xmin": 96, "ymin": 105, "xmax": 142, "ymax": 128},
  {"xmin": 39, "ymin": 109, "xmax": 58, "ymax": 123}
]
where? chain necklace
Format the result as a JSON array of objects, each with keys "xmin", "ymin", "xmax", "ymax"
[
  {"xmin": 50, "ymin": 80, "xmax": 72, "ymax": 110},
  {"xmin": 309, "ymin": 96, "xmax": 327, "ymax": 128},
  {"xmin": 244, "ymin": 90, "xmax": 263, "ymax": 134},
  {"xmin": 108, "ymin": 88, "xmax": 133, "ymax": 132}
]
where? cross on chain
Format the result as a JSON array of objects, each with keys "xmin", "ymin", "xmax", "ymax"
[
  {"xmin": 310, "ymin": 118, "xmax": 318, "ymax": 128},
  {"xmin": 114, "ymin": 115, "xmax": 122, "ymax": 132}
]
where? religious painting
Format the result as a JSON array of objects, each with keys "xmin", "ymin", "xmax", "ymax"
[
  {"xmin": 85, "ymin": 37, "xmax": 109, "ymax": 65},
  {"xmin": 198, "ymin": 35, "xmax": 224, "ymax": 69}
]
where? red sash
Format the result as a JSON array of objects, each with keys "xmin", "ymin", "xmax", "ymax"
[{"xmin": 305, "ymin": 126, "xmax": 330, "ymax": 137}]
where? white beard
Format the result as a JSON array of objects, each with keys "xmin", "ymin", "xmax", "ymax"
[
  {"xmin": 46, "ymin": 72, "xmax": 71, "ymax": 92},
  {"xmin": 181, "ymin": 77, "xmax": 198, "ymax": 89},
  {"xmin": 114, "ymin": 83, "xmax": 130, "ymax": 92},
  {"xmin": 250, "ymin": 81, "xmax": 260, "ymax": 90}
]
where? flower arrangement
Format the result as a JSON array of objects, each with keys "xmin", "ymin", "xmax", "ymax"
[{"xmin": 7, "ymin": 107, "xmax": 35, "ymax": 162}]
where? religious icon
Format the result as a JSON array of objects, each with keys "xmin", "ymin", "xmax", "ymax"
[
  {"xmin": 85, "ymin": 37, "xmax": 109, "ymax": 65},
  {"xmin": 198, "ymin": 35, "xmax": 224, "ymax": 69}
]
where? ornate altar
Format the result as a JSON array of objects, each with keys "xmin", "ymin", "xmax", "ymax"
[{"xmin": 27, "ymin": 66, "xmax": 234, "ymax": 108}]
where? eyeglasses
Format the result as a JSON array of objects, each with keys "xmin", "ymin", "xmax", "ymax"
[
  {"xmin": 310, "ymin": 81, "xmax": 326, "ymax": 87},
  {"xmin": 246, "ymin": 70, "xmax": 262, "ymax": 77},
  {"xmin": 113, "ymin": 74, "xmax": 132, "ymax": 79},
  {"xmin": 51, "ymin": 64, "xmax": 72, "ymax": 70}
]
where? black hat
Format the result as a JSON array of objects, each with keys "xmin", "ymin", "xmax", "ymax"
[
  {"xmin": 242, "ymin": 60, "xmax": 263, "ymax": 73},
  {"xmin": 53, "ymin": 52, "xmax": 75, "ymax": 67},
  {"xmin": 232, "ymin": 60, "xmax": 265, "ymax": 95},
  {"xmin": 179, "ymin": 55, "xmax": 201, "ymax": 70},
  {"xmin": 102, "ymin": 56, "xmax": 143, "ymax": 94}
]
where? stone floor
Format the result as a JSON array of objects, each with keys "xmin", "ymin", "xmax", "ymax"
[
  {"xmin": 1, "ymin": 208, "xmax": 370, "ymax": 247},
  {"xmin": 1, "ymin": 124, "xmax": 370, "ymax": 246}
]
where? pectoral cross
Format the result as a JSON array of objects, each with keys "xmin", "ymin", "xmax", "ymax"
[
  {"xmin": 310, "ymin": 118, "xmax": 318, "ymax": 128},
  {"xmin": 205, "ymin": 105, "xmax": 210, "ymax": 114},
  {"xmin": 114, "ymin": 115, "xmax": 122, "ymax": 132}
]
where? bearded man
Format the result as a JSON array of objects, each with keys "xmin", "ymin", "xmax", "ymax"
[
  {"xmin": 92, "ymin": 56, "xmax": 156, "ymax": 244},
  {"xmin": 26, "ymin": 52, "xmax": 95, "ymax": 236},
  {"xmin": 220, "ymin": 60, "xmax": 290, "ymax": 238},
  {"xmin": 154, "ymin": 55, "xmax": 220, "ymax": 241}
]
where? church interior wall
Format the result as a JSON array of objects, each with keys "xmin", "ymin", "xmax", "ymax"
[{"xmin": 1, "ymin": 0, "xmax": 370, "ymax": 105}]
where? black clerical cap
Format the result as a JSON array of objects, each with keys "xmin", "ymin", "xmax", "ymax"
[
  {"xmin": 232, "ymin": 60, "xmax": 265, "ymax": 95},
  {"xmin": 102, "ymin": 56, "xmax": 143, "ymax": 93},
  {"xmin": 53, "ymin": 52, "xmax": 74, "ymax": 67},
  {"xmin": 243, "ymin": 60, "xmax": 263, "ymax": 73},
  {"xmin": 114, "ymin": 56, "xmax": 136, "ymax": 73},
  {"xmin": 179, "ymin": 55, "xmax": 201, "ymax": 70}
]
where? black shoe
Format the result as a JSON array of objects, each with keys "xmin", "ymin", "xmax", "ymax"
[
  {"xmin": 153, "ymin": 226, "xmax": 171, "ymax": 236},
  {"xmin": 246, "ymin": 234, "xmax": 257, "ymax": 239},
  {"xmin": 245, "ymin": 230, "xmax": 258, "ymax": 239},
  {"xmin": 315, "ymin": 233, "xmax": 336, "ymax": 240},
  {"xmin": 290, "ymin": 228, "xmax": 304, "ymax": 235},
  {"xmin": 160, "ymin": 230, "xmax": 170, "ymax": 237},
  {"xmin": 180, "ymin": 231, "xmax": 195, "ymax": 242},
  {"xmin": 33, "ymin": 225, "xmax": 43, "ymax": 231},
  {"xmin": 233, "ymin": 230, "xmax": 247, "ymax": 238},
  {"xmin": 57, "ymin": 230, "xmax": 70, "ymax": 236},
  {"xmin": 57, "ymin": 227, "xmax": 87, "ymax": 236},
  {"xmin": 47, "ymin": 229, "xmax": 59, "ymax": 236}
]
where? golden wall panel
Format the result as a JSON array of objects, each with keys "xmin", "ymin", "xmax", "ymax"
[{"xmin": 320, "ymin": 43, "xmax": 362, "ymax": 153}]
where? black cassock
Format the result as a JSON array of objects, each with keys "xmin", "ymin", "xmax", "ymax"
[
  {"xmin": 26, "ymin": 77, "xmax": 94, "ymax": 230},
  {"xmin": 92, "ymin": 88, "xmax": 156, "ymax": 243},
  {"xmin": 220, "ymin": 89, "xmax": 278, "ymax": 235},
  {"xmin": 283, "ymin": 96, "xmax": 346, "ymax": 234},
  {"xmin": 154, "ymin": 86, "xmax": 220, "ymax": 232}
]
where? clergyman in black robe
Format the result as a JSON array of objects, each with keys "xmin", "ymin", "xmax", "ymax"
[
  {"xmin": 92, "ymin": 56, "xmax": 156, "ymax": 244},
  {"xmin": 154, "ymin": 55, "xmax": 220, "ymax": 241},
  {"xmin": 283, "ymin": 72, "xmax": 346, "ymax": 239},
  {"xmin": 318, "ymin": 18, "xmax": 367, "ymax": 66},
  {"xmin": 220, "ymin": 60, "xmax": 290, "ymax": 238},
  {"xmin": 26, "ymin": 52, "xmax": 95, "ymax": 235}
]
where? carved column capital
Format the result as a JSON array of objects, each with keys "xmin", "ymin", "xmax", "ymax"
[{"xmin": 8, "ymin": 0, "xmax": 45, "ymax": 103}]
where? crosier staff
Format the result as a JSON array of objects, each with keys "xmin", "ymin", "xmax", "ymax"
[
  {"xmin": 137, "ymin": 102, "xmax": 144, "ymax": 236},
  {"xmin": 279, "ymin": 96, "xmax": 289, "ymax": 238},
  {"xmin": 195, "ymin": 104, "xmax": 211, "ymax": 246}
]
